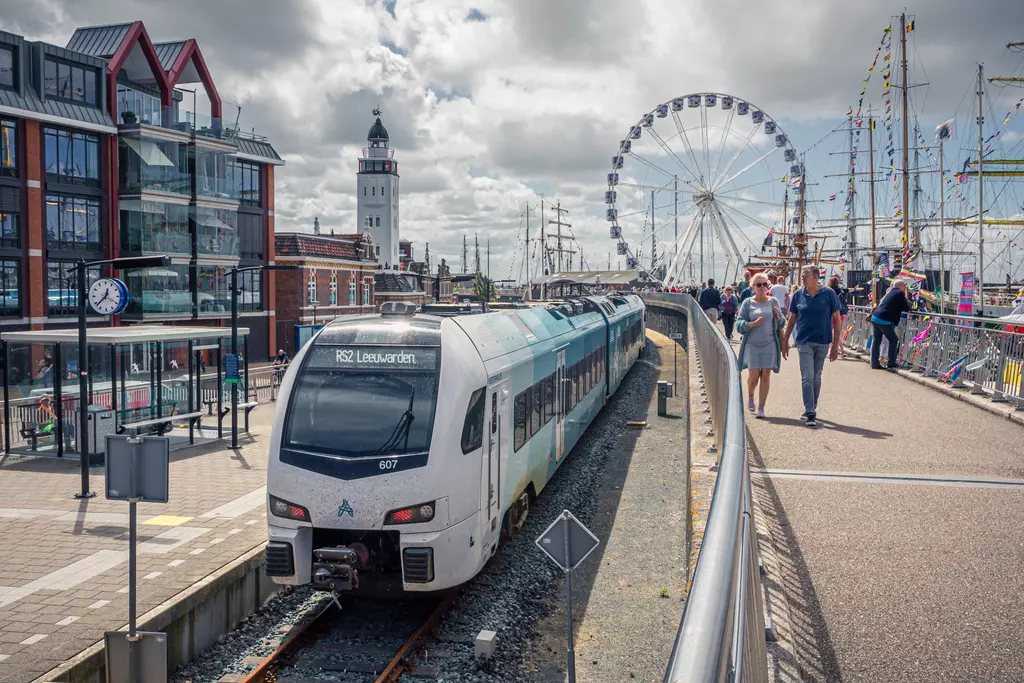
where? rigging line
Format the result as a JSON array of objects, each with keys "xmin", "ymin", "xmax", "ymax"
[
  {"xmin": 645, "ymin": 125, "xmax": 702, "ymax": 185},
  {"xmin": 714, "ymin": 194, "xmax": 789, "ymax": 209},
  {"xmin": 615, "ymin": 181, "xmax": 701, "ymax": 195},
  {"xmin": 670, "ymin": 108, "xmax": 706, "ymax": 181},
  {"xmin": 508, "ymin": 209, "xmax": 524, "ymax": 281},
  {"xmin": 714, "ymin": 175, "xmax": 786, "ymax": 195}
]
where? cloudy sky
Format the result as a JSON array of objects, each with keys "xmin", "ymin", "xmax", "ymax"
[{"xmin": 3, "ymin": 0, "xmax": 1024, "ymax": 282}]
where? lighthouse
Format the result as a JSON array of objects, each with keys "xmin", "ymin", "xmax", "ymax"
[{"xmin": 356, "ymin": 109, "xmax": 400, "ymax": 268}]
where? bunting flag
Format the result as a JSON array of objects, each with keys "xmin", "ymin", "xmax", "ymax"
[
  {"xmin": 906, "ymin": 20, "xmax": 915, "ymax": 32},
  {"xmin": 829, "ymin": 193, "xmax": 837, "ymax": 201},
  {"xmin": 791, "ymin": 176, "xmax": 803, "ymax": 191},
  {"xmin": 935, "ymin": 117, "xmax": 955, "ymax": 142},
  {"xmin": 762, "ymin": 228, "xmax": 774, "ymax": 252}
]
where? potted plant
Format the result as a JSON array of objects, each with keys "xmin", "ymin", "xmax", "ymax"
[{"xmin": 121, "ymin": 111, "xmax": 137, "ymax": 124}]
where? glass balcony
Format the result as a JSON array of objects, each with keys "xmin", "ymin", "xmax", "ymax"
[
  {"xmin": 195, "ymin": 146, "xmax": 239, "ymax": 201},
  {"xmin": 197, "ymin": 265, "xmax": 231, "ymax": 313},
  {"xmin": 124, "ymin": 265, "xmax": 191, "ymax": 316},
  {"xmin": 116, "ymin": 85, "xmax": 164, "ymax": 127},
  {"xmin": 119, "ymin": 200, "xmax": 191, "ymax": 256},
  {"xmin": 118, "ymin": 135, "xmax": 190, "ymax": 195},
  {"xmin": 194, "ymin": 206, "xmax": 239, "ymax": 257},
  {"xmin": 180, "ymin": 111, "xmax": 240, "ymax": 141}
]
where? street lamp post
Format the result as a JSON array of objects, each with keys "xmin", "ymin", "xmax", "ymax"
[
  {"xmin": 72, "ymin": 255, "xmax": 170, "ymax": 499},
  {"xmin": 228, "ymin": 264, "xmax": 297, "ymax": 449}
]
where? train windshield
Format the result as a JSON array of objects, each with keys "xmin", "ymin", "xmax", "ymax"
[{"xmin": 284, "ymin": 346, "xmax": 440, "ymax": 458}]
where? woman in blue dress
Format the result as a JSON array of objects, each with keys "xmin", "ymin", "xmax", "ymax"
[{"xmin": 736, "ymin": 272, "xmax": 784, "ymax": 418}]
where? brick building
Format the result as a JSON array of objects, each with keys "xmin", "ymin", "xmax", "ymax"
[
  {"xmin": 0, "ymin": 21, "xmax": 283, "ymax": 361},
  {"xmin": 273, "ymin": 229, "xmax": 378, "ymax": 355}
]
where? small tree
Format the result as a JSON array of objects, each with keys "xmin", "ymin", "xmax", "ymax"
[{"xmin": 473, "ymin": 272, "xmax": 497, "ymax": 302}]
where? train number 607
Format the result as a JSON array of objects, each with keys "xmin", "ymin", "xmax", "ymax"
[{"xmin": 379, "ymin": 459, "xmax": 399, "ymax": 471}]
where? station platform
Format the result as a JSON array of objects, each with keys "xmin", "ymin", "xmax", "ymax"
[
  {"xmin": 0, "ymin": 405, "xmax": 276, "ymax": 683},
  {"xmin": 747, "ymin": 345, "xmax": 1024, "ymax": 682}
]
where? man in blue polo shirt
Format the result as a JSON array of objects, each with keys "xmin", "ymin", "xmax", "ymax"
[{"xmin": 782, "ymin": 265, "xmax": 842, "ymax": 427}]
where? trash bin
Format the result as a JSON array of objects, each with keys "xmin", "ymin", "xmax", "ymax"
[{"xmin": 87, "ymin": 405, "xmax": 116, "ymax": 455}]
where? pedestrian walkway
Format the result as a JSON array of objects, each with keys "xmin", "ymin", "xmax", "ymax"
[
  {"xmin": 745, "ymin": 349, "xmax": 1024, "ymax": 682},
  {"xmin": 0, "ymin": 406, "xmax": 275, "ymax": 683}
]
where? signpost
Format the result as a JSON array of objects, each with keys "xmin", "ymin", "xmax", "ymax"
[
  {"xmin": 535, "ymin": 510, "xmax": 600, "ymax": 683},
  {"xmin": 105, "ymin": 434, "xmax": 170, "ymax": 683},
  {"xmin": 669, "ymin": 332, "xmax": 683, "ymax": 387}
]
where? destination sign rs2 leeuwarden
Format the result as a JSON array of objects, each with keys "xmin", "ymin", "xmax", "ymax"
[{"xmin": 310, "ymin": 346, "xmax": 440, "ymax": 371}]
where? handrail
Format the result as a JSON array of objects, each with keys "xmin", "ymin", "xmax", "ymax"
[{"xmin": 642, "ymin": 293, "xmax": 767, "ymax": 683}]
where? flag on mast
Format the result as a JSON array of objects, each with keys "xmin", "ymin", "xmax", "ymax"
[{"xmin": 935, "ymin": 118, "xmax": 956, "ymax": 143}]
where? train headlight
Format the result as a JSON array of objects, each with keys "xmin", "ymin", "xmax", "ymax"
[
  {"xmin": 385, "ymin": 501, "xmax": 436, "ymax": 525},
  {"xmin": 269, "ymin": 494, "xmax": 310, "ymax": 522}
]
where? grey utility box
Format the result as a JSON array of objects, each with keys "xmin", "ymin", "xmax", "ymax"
[{"xmin": 87, "ymin": 405, "xmax": 116, "ymax": 454}]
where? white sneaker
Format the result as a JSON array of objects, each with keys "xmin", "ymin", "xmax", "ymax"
[
  {"xmin": 747, "ymin": 396, "xmax": 756, "ymax": 413},
  {"xmin": 756, "ymin": 407, "xmax": 765, "ymax": 419}
]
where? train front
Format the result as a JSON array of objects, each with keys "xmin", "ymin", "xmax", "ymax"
[{"xmin": 264, "ymin": 309, "xmax": 488, "ymax": 595}]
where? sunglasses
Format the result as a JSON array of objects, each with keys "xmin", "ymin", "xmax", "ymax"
[{"xmin": 754, "ymin": 283, "xmax": 770, "ymax": 288}]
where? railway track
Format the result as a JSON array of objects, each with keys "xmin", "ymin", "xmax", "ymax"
[{"xmin": 239, "ymin": 591, "xmax": 457, "ymax": 683}]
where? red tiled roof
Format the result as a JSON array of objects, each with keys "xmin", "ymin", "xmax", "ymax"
[{"xmin": 274, "ymin": 233, "xmax": 368, "ymax": 261}]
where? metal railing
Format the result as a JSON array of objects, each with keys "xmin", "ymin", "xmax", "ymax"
[
  {"xmin": 843, "ymin": 306, "xmax": 1024, "ymax": 406},
  {"xmin": 643, "ymin": 293, "xmax": 768, "ymax": 683}
]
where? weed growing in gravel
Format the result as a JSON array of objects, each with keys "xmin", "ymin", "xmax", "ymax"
[{"xmin": 659, "ymin": 587, "xmax": 670, "ymax": 598}]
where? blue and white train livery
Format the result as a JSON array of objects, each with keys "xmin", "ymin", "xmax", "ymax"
[{"xmin": 265, "ymin": 294, "xmax": 645, "ymax": 594}]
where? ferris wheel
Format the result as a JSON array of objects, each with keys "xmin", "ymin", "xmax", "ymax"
[{"xmin": 606, "ymin": 93, "xmax": 802, "ymax": 285}]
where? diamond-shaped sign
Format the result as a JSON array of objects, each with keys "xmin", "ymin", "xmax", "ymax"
[{"xmin": 535, "ymin": 510, "xmax": 600, "ymax": 572}]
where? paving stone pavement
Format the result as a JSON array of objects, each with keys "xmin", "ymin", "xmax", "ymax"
[
  {"xmin": 745, "ymin": 347, "xmax": 1024, "ymax": 682},
  {"xmin": 0, "ymin": 405, "xmax": 276, "ymax": 683}
]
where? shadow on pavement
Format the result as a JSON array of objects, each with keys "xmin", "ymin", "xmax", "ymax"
[
  {"xmin": 748, "ymin": 430, "xmax": 843, "ymax": 683},
  {"xmin": 761, "ymin": 416, "xmax": 892, "ymax": 440}
]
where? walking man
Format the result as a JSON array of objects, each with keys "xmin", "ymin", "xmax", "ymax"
[
  {"xmin": 699, "ymin": 278, "xmax": 721, "ymax": 322},
  {"xmin": 770, "ymin": 275, "xmax": 790, "ymax": 316},
  {"xmin": 870, "ymin": 279, "xmax": 911, "ymax": 369},
  {"xmin": 782, "ymin": 265, "xmax": 842, "ymax": 427}
]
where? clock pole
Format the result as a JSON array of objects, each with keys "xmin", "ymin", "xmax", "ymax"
[{"xmin": 75, "ymin": 258, "xmax": 95, "ymax": 499}]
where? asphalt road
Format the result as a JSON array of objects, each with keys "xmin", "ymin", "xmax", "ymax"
[{"xmin": 745, "ymin": 348, "xmax": 1024, "ymax": 683}]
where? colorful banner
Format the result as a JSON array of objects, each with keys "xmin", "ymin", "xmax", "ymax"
[{"xmin": 957, "ymin": 272, "xmax": 975, "ymax": 327}]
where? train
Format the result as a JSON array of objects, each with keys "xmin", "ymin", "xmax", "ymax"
[{"xmin": 264, "ymin": 294, "xmax": 645, "ymax": 594}]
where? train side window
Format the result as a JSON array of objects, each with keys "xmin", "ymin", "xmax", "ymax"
[
  {"xmin": 461, "ymin": 387, "xmax": 486, "ymax": 454},
  {"xmin": 571, "ymin": 363, "xmax": 579, "ymax": 408},
  {"xmin": 524, "ymin": 386, "xmax": 533, "ymax": 439},
  {"xmin": 543, "ymin": 374, "xmax": 553, "ymax": 424},
  {"xmin": 491, "ymin": 392, "xmax": 497, "ymax": 434},
  {"xmin": 514, "ymin": 392, "xmax": 526, "ymax": 451},
  {"xmin": 531, "ymin": 382, "xmax": 542, "ymax": 435}
]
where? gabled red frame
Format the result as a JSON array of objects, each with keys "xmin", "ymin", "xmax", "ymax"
[
  {"xmin": 164, "ymin": 39, "xmax": 222, "ymax": 119},
  {"xmin": 103, "ymin": 21, "xmax": 171, "ymax": 121}
]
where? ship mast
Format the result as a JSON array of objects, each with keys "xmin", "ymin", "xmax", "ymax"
[
  {"xmin": 900, "ymin": 13, "xmax": 911, "ymax": 249},
  {"xmin": 977, "ymin": 64, "xmax": 985, "ymax": 314}
]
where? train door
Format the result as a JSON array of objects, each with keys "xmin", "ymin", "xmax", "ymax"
[
  {"xmin": 555, "ymin": 349, "xmax": 566, "ymax": 461},
  {"xmin": 484, "ymin": 380, "xmax": 507, "ymax": 546}
]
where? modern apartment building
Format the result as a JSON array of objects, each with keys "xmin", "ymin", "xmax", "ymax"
[{"xmin": 0, "ymin": 21, "xmax": 283, "ymax": 361}]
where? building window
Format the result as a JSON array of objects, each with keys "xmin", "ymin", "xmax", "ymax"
[
  {"xmin": 116, "ymin": 83, "xmax": 162, "ymax": 125},
  {"xmin": 197, "ymin": 266, "xmax": 230, "ymax": 313},
  {"xmin": 119, "ymin": 200, "xmax": 189, "ymax": 255},
  {"xmin": 231, "ymin": 160, "xmax": 262, "ymax": 207},
  {"xmin": 0, "ymin": 119, "xmax": 16, "ymax": 177},
  {"xmin": 118, "ymin": 135, "xmax": 188, "ymax": 194},
  {"xmin": 46, "ymin": 194, "xmax": 101, "ymax": 251},
  {"xmin": 46, "ymin": 262, "xmax": 100, "ymax": 316},
  {"xmin": 307, "ymin": 271, "xmax": 317, "ymax": 304},
  {"xmin": 196, "ymin": 147, "xmax": 236, "ymax": 200},
  {"xmin": 0, "ymin": 210, "xmax": 20, "ymax": 249},
  {"xmin": 376, "ymin": 245, "xmax": 380, "ymax": 256},
  {"xmin": 363, "ymin": 187, "xmax": 367, "ymax": 196},
  {"xmin": 0, "ymin": 46, "xmax": 14, "ymax": 90},
  {"xmin": 362, "ymin": 282, "xmax": 370, "ymax": 306},
  {"xmin": 124, "ymin": 265, "xmax": 190, "ymax": 316},
  {"xmin": 238, "ymin": 269, "xmax": 262, "ymax": 312},
  {"xmin": 194, "ymin": 207, "xmax": 238, "ymax": 257},
  {"xmin": 44, "ymin": 58, "xmax": 98, "ymax": 106},
  {"xmin": 45, "ymin": 128, "xmax": 100, "ymax": 186},
  {"xmin": 237, "ymin": 212, "xmax": 264, "ymax": 261},
  {"xmin": 372, "ymin": 186, "xmax": 375, "ymax": 196},
  {"xmin": 349, "ymin": 273, "xmax": 356, "ymax": 305},
  {"xmin": 0, "ymin": 259, "xmax": 19, "ymax": 318},
  {"xmin": 375, "ymin": 216, "xmax": 380, "ymax": 227},
  {"xmin": 329, "ymin": 273, "xmax": 338, "ymax": 305}
]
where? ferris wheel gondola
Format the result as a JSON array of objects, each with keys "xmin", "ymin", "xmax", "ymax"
[{"xmin": 606, "ymin": 92, "xmax": 800, "ymax": 285}]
